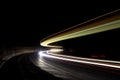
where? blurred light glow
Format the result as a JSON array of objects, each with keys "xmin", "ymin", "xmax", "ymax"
[
  {"xmin": 49, "ymin": 48, "xmax": 63, "ymax": 53},
  {"xmin": 38, "ymin": 51, "xmax": 47, "ymax": 56}
]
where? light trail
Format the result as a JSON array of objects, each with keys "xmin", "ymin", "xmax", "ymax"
[
  {"xmin": 38, "ymin": 51, "xmax": 120, "ymax": 69},
  {"xmin": 40, "ymin": 9, "xmax": 120, "ymax": 47},
  {"xmin": 38, "ymin": 10, "xmax": 120, "ymax": 80},
  {"xmin": 48, "ymin": 48, "xmax": 63, "ymax": 53}
]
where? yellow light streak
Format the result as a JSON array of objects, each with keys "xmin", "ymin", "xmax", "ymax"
[{"xmin": 40, "ymin": 9, "xmax": 120, "ymax": 48}]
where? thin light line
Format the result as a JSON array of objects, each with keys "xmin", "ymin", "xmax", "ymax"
[{"xmin": 40, "ymin": 52, "xmax": 120, "ymax": 69}]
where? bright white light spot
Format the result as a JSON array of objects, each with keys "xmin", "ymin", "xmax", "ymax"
[
  {"xmin": 38, "ymin": 51, "xmax": 42, "ymax": 55},
  {"xmin": 38, "ymin": 51, "xmax": 47, "ymax": 56}
]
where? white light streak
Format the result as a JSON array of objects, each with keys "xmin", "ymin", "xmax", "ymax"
[
  {"xmin": 49, "ymin": 48, "xmax": 63, "ymax": 53},
  {"xmin": 39, "ymin": 52, "xmax": 120, "ymax": 69}
]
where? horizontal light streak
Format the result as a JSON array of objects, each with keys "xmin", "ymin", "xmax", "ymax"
[
  {"xmin": 39, "ymin": 52, "xmax": 120, "ymax": 69},
  {"xmin": 49, "ymin": 48, "xmax": 63, "ymax": 53},
  {"xmin": 48, "ymin": 53, "xmax": 120, "ymax": 64}
]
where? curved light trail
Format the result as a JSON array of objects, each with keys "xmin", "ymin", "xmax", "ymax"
[
  {"xmin": 38, "ymin": 51, "xmax": 120, "ymax": 69},
  {"xmin": 40, "ymin": 9, "xmax": 120, "ymax": 48},
  {"xmin": 38, "ymin": 9, "xmax": 120, "ymax": 80}
]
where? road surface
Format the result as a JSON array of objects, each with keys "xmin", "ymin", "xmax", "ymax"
[
  {"xmin": 0, "ymin": 52, "xmax": 63, "ymax": 80},
  {"xmin": 30, "ymin": 51, "xmax": 120, "ymax": 80}
]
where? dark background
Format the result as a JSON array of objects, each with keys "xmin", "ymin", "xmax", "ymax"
[
  {"xmin": 0, "ymin": 1, "xmax": 120, "ymax": 80},
  {"xmin": 0, "ymin": 1, "xmax": 119, "ymax": 47}
]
